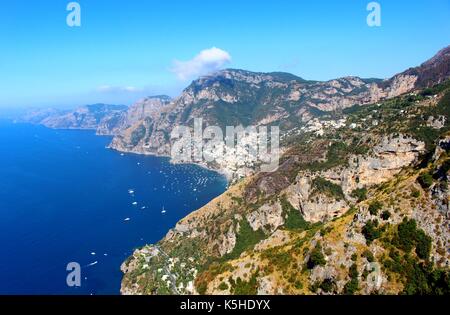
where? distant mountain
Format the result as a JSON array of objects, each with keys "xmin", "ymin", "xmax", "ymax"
[
  {"xmin": 21, "ymin": 103, "xmax": 128, "ymax": 134},
  {"xmin": 21, "ymin": 96, "xmax": 172, "ymax": 136}
]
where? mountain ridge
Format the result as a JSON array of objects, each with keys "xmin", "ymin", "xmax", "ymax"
[{"xmin": 109, "ymin": 46, "xmax": 450, "ymax": 180}]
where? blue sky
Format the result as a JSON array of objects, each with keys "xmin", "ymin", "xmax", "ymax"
[{"xmin": 0, "ymin": 0, "xmax": 449, "ymax": 108}]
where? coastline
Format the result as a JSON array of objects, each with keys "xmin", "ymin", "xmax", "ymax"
[{"xmin": 106, "ymin": 142, "xmax": 233, "ymax": 185}]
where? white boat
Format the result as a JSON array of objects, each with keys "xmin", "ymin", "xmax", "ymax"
[
  {"xmin": 124, "ymin": 218, "xmax": 131, "ymax": 221},
  {"xmin": 161, "ymin": 206, "xmax": 166, "ymax": 214},
  {"xmin": 132, "ymin": 201, "xmax": 138, "ymax": 205}
]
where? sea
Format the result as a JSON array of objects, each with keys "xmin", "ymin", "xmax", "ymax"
[{"xmin": 0, "ymin": 120, "xmax": 227, "ymax": 294}]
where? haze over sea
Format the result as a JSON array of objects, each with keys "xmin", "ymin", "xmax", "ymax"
[{"xmin": 0, "ymin": 120, "xmax": 227, "ymax": 294}]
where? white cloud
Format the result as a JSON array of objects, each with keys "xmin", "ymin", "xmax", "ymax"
[{"xmin": 171, "ymin": 47, "xmax": 232, "ymax": 81}]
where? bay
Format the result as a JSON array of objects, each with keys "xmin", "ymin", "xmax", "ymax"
[{"xmin": 0, "ymin": 120, "xmax": 227, "ymax": 294}]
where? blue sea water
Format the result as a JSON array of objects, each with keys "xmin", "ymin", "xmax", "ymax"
[{"xmin": 0, "ymin": 120, "xmax": 227, "ymax": 295}]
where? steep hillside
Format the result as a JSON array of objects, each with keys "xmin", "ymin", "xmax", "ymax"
[
  {"xmin": 121, "ymin": 80, "xmax": 450, "ymax": 295},
  {"xmin": 99, "ymin": 95, "xmax": 171, "ymax": 135}
]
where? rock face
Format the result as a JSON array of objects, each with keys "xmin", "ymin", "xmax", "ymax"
[
  {"xmin": 113, "ymin": 95, "xmax": 172, "ymax": 132},
  {"xmin": 284, "ymin": 135, "xmax": 426, "ymax": 223},
  {"xmin": 335, "ymin": 135, "xmax": 426, "ymax": 194},
  {"xmin": 246, "ymin": 202, "xmax": 284, "ymax": 234},
  {"xmin": 285, "ymin": 175, "xmax": 349, "ymax": 223}
]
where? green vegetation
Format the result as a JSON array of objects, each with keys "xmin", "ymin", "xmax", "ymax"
[
  {"xmin": 418, "ymin": 172, "xmax": 434, "ymax": 189},
  {"xmin": 319, "ymin": 278, "xmax": 336, "ymax": 293},
  {"xmin": 411, "ymin": 189, "xmax": 421, "ymax": 198},
  {"xmin": 343, "ymin": 263, "xmax": 359, "ymax": 295},
  {"xmin": 393, "ymin": 218, "xmax": 432, "ymax": 260},
  {"xmin": 378, "ymin": 218, "xmax": 449, "ymax": 295},
  {"xmin": 307, "ymin": 243, "xmax": 326, "ymax": 269},
  {"xmin": 223, "ymin": 220, "xmax": 265, "ymax": 260},
  {"xmin": 362, "ymin": 220, "xmax": 382, "ymax": 244},
  {"xmin": 362, "ymin": 249, "xmax": 375, "ymax": 263},
  {"xmin": 231, "ymin": 196, "xmax": 243, "ymax": 206},
  {"xmin": 305, "ymin": 142, "xmax": 351, "ymax": 172},
  {"xmin": 351, "ymin": 187, "xmax": 367, "ymax": 202},
  {"xmin": 382, "ymin": 250, "xmax": 450, "ymax": 295},
  {"xmin": 218, "ymin": 282, "xmax": 229, "ymax": 291},
  {"xmin": 280, "ymin": 197, "xmax": 310, "ymax": 231},
  {"xmin": 413, "ymin": 127, "xmax": 440, "ymax": 151},
  {"xmin": 368, "ymin": 201, "xmax": 383, "ymax": 216},
  {"xmin": 311, "ymin": 177, "xmax": 345, "ymax": 201},
  {"xmin": 408, "ymin": 83, "xmax": 450, "ymax": 150},
  {"xmin": 419, "ymin": 81, "xmax": 450, "ymax": 97},
  {"xmin": 195, "ymin": 262, "xmax": 234, "ymax": 294},
  {"xmin": 196, "ymin": 281, "xmax": 208, "ymax": 295},
  {"xmin": 262, "ymin": 248, "xmax": 293, "ymax": 271},
  {"xmin": 229, "ymin": 271, "xmax": 259, "ymax": 295},
  {"xmin": 381, "ymin": 210, "xmax": 391, "ymax": 220}
]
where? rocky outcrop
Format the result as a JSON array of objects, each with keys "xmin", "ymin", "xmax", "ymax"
[
  {"xmin": 336, "ymin": 135, "xmax": 426, "ymax": 193},
  {"xmin": 217, "ymin": 225, "xmax": 237, "ymax": 256},
  {"xmin": 246, "ymin": 202, "xmax": 284, "ymax": 234},
  {"xmin": 284, "ymin": 135, "xmax": 426, "ymax": 223},
  {"xmin": 285, "ymin": 176, "xmax": 348, "ymax": 222}
]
